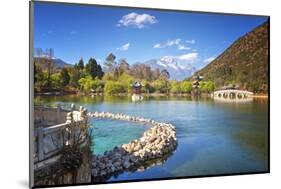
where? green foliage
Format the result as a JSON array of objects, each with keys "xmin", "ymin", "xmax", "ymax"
[
  {"xmin": 69, "ymin": 67, "xmax": 81, "ymax": 88},
  {"xmin": 104, "ymin": 81, "xmax": 125, "ymax": 95},
  {"xmin": 180, "ymin": 81, "xmax": 192, "ymax": 93},
  {"xmin": 141, "ymin": 80, "xmax": 151, "ymax": 93},
  {"xmin": 78, "ymin": 76, "xmax": 94, "ymax": 92},
  {"xmin": 34, "ymin": 62, "xmax": 46, "ymax": 90},
  {"xmin": 118, "ymin": 73, "xmax": 134, "ymax": 93},
  {"xmin": 205, "ymin": 81, "xmax": 215, "ymax": 92},
  {"xmin": 152, "ymin": 79, "xmax": 169, "ymax": 93},
  {"xmin": 77, "ymin": 58, "xmax": 84, "ymax": 70},
  {"xmin": 50, "ymin": 73, "xmax": 61, "ymax": 89},
  {"xmin": 60, "ymin": 68, "xmax": 70, "ymax": 87},
  {"xmin": 199, "ymin": 81, "xmax": 215, "ymax": 93},
  {"xmin": 85, "ymin": 58, "xmax": 104, "ymax": 79},
  {"xmin": 34, "ymin": 52, "xmax": 218, "ymax": 95},
  {"xmin": 170, "ymin": 80, "xmax": 181, "ymax": 93},
  {"xmin": 102, "ymin": 72, "xmax": 115, "ymax": 81}
]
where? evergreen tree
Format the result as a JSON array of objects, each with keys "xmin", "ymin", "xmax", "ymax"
[
  {"xmin": 60, "ymin": 68, "xmax": 70, "ymax": 87},
  {"xmin": 86, "ymin": 58, "xmax": 104, "ymax": 79},
  {"xmin": 78, "ymin": 58, "xmax": 84, "ymax": 70}
]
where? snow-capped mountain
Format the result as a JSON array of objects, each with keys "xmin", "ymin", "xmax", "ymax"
[
  {"xmin": 34, "ymin": 57, "xmax": 72, "ymax": 69},
  {"xmin": 141, "ymin": 56, "xmax": 197, "ymax": 80}
]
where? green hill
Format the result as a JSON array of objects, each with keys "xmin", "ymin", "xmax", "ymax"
[{"xmin": 194, "ymin": 20, "xmax": 269, "ymax": 93}]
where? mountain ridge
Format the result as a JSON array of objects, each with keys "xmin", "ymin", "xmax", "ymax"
[
  {"xmin": 139, "ymin": 56, "xmax": 197, "ymax": 80},
  {"xmin": 34, "ymin": 57, "xmax": 72, "ymax": 69},
  {"xmin": 192, "ymin": 20, "xmax": 269, "ymax": 93}
]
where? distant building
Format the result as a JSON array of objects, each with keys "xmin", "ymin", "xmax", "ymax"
[
  {"xmin": 192, "ymin": 75, "xmax": 203, "ymax": 89},
  {"xmin": 131, "ymin": 82, "xmax": 143, "ymax": 101},
  {"xmin": 132, "ymin": 81, "xmax": 142, "ymax": 94}
]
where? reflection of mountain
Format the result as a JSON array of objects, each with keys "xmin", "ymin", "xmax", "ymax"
[
  {"xmin": 140, "ymin": 56, "xmax": 196, "ymax": 80},
  {"xmin": 34, "ymin": 57, "xmax": 72, "ymax": 69},
  {"xmin": 194, "ymin": 21, "xmax": 269, "ymax": 93}
]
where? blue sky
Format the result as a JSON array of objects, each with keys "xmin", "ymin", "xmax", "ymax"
[{"xmin": 34, "ymin": 2, "xmax": 268, "ymax": 68}]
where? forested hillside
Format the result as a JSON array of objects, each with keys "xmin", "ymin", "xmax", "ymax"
[{"xmin": 194, "ymin": 20, "xmax": 269, "ymax": 93}]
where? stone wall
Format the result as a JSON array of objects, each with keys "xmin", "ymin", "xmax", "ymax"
[{"xmin": 88, "ymin": 112, "xmax": 177, "ymax": 180}]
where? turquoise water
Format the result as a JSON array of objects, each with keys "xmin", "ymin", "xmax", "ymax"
[
  {"xmin": 90, "ymin": 118, "xmax": 151, "ymax": 155},
  {"xmin": 35, "ymin": 95, "xmax": 268, "ymax": 181}
]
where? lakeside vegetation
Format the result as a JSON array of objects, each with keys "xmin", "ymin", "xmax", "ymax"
[{"xmin": 34, "ymin": 51, "xmax": 215, "ymax": 95}]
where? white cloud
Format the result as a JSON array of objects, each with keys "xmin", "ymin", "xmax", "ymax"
[
  {"xmin": 204, "ymin": 56, "xmax": 216, "ymax": 63},
  {"xmin": 160, "ymin": 53, "xmax": 199, "ymax": 63},
  {"xmin": 117, "ymin": 12, "xmax": 158, "ymax": 29},
  {"xmin": 166, "ymin": 38, "xmax": 181, "ymax": 46},
  {"xmin": 178, "ymin": 45, "xmax": 190, "ymax": 50},
  {"xmin": 153, "ymin": 43, "xmax": 162, "ymax": 48},
  {"xmin": 154, "ymin": 38, "xmax": 192, "ymax": 50},
  {"xmin": 117, "ymin": 43, "xmax": 130, "ymax": 51},
  {"xmin": 153, "ymin": 39, "xmax": 181, "ymax": 49},
  {"xmin": 178, "ymin": 53, "xmax": 198, "ymax": 62},
  {"xmin": 186, "ymin": 39, "xmax": 196, "ymax": 44}
]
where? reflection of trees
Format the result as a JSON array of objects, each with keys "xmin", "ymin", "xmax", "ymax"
[{"xmin": 232, "ymin": 127, "xmax": 268, "ymax": 164}]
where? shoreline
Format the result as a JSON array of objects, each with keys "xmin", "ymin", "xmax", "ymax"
[
  {"xmin": 35, "ymin": 92, "xmax": 269, "ymax": 98},
  {"xmin": 252, "ymin": 94, "xmax": 269, "ymax": 98}
]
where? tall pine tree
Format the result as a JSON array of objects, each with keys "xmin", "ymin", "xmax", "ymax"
[{"xmin": 86, "ymin": 58, "xmax": 104, "ymax": 79}]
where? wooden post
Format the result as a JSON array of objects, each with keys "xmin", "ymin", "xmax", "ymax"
[{"xmin": 38, "ymin": 126, "xmax": 44, "ymax": 161}]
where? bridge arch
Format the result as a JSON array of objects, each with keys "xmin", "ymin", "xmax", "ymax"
[{"xmin": 213, "ymin": 89, "xmax": 253, "ymax": 102}]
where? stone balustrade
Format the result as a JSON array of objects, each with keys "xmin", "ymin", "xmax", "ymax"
[{"xmin": 34, "ymin": 104, "xmax": 88, "ymax": 166}]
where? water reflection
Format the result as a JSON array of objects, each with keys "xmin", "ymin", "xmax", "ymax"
[{"xmin": 93, "ymin": 152, "xmax": 173, "ymax": 183}]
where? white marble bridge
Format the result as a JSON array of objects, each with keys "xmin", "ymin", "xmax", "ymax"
[{"xmin": 213, "ymin": 89, "xmax": 253, "ymax": 101}]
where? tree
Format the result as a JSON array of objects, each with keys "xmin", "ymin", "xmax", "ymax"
[
  {"xmin": 86, "ymin": 58, "xmax": 104, "ymax": 79},
  {"xmin": 69, "ymin": 66, "xmax": 81, "ymax": 88},
  {"xmin": 42, "ymin": 48, "xmax": 55, "ymax": 89},
  {"xmin": 152, "ymin": 68, "xmax": 161, "ymax": 80},
  {"xmin": 205, "ymin": 81, "xmax": 215, "ymax": 93},
  {"xmin": 104, "ymin": 81, "xmax": 125, "ymax": 95},
  {"xmin": 96, "ymin": 64, "xmax": 104, "ymax": 79},
  {"xmin": 118, "ymin": 73, "xmax": 134, "ymax": 93},
  {"xmin": 118, "ymin": 58, "xmax": 130, "ymax": 74},
  {"xmin": 102, "ymin": 72, "xmax": 115, "ymax": 81},
  {"xmin": 180, "ymin": 81, "xmax": 192, "ymax": 93},
  {"xmin": 129, "ymin": 64, "xmax": 153, "ymax": 81},
  {"xmin": 60, "ymin": 68, "xmax": 70, "ymax": 87},
  {"xmin": 152, "ymin": 79, "xmax": 169, "ymax": 93},
  {"xmin": 104, "ymin": 53, "xmax": 116, "ymax": 72},
  {"xmin": 199, "ymin": 81, "xmax": 215, "ymax": 93},
  {"xmin": 77, "ymin": 58, "xmax": 84, "ymax": 70},
  {"xmin": 160, "ymin": 69, "xmax": 170, "ymax": 80},
  {"xmin": 50, "ymin": 73, "xmax": 61, "ymax": 89},
  {"xmin": 34, "ymin": 62, "xmax": 45, "ymax": 90},
  {"xmin": 170, "ymin": 80, "xmax": 181, "ymax": 93},
  {"xmin": 141, "ymin": 80, "xmax": 151, "ymax": 93},
  {"xmin": 78, "ymin": 76, "xmax": 93, "ymax": 92}
]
